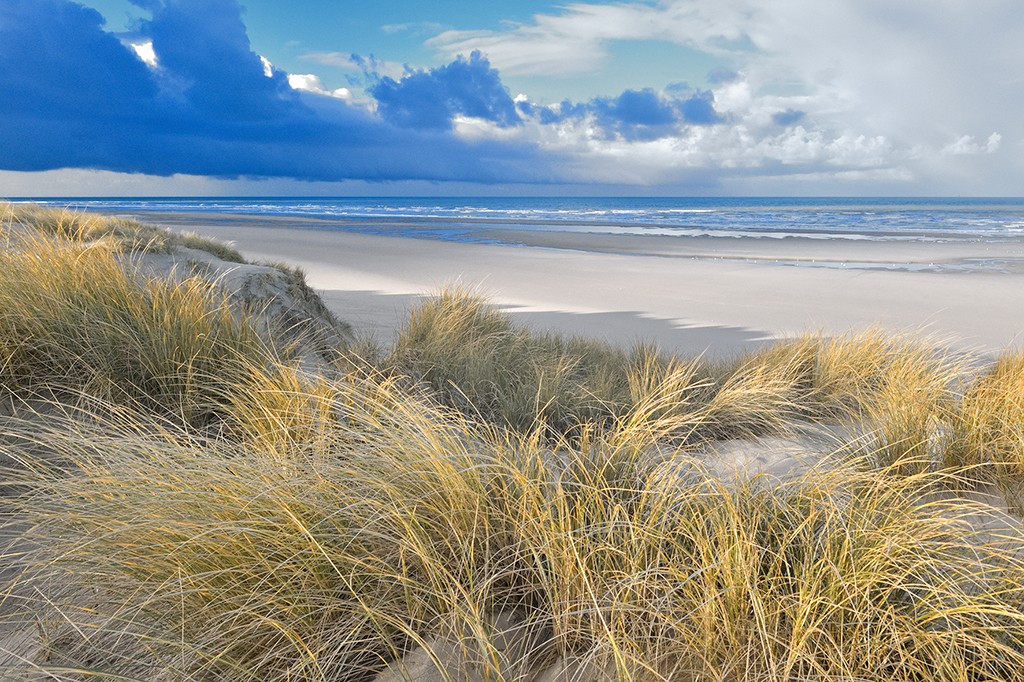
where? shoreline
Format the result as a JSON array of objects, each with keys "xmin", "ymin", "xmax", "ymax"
[{"xmin": 137, "ymin": 210, "xmax": 1024, "ymax": 358}]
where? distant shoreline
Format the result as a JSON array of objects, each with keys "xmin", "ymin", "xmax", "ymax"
[{"xmin": 13, "ymin": 195, "xmax": 1024, "ymax": 243}]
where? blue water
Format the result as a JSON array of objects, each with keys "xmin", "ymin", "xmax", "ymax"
[{"xmin": 11, "ymin": 196, "xmax": 1024, "ymax": 243}]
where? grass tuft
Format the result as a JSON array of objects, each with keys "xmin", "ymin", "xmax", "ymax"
[
  {"xmin": 2, "ymin": 201, "xmax": 246, "ymax": 261},
  {"xmin": 0, "ymin": 227, "xmax": 305, "ymax": 434},
  {"xmin": 388, "ymin": 285, "xmax": 633, "ymax": 436},
  {"xmin": 946, "ymin": 348, "xmax": 1024, "ymax": 506}
]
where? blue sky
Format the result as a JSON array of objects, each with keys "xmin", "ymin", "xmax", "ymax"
[{"xmin": 0, "ymin": 0, "xmax": 1020, "ymax": 196}]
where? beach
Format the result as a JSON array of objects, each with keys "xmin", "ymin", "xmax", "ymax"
[
  {"xmin": 7, "ymin": 202, "xmax": 1024, "ymax": 679},
  {"xmin": 142, "ymin": 210, "xmax": 1024, "ymax": 358}
]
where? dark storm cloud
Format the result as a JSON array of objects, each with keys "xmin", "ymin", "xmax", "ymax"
[
  {"xmin": 0, "ymin": 0, "xmax": 547, "ymax": 182},
  {"xmin": 370, "ymin": 51, "xmax": 521, "ymax": 130},
  {"xmin": 534, "ymin": 88, "xmax": 722, "ymax": 141}
]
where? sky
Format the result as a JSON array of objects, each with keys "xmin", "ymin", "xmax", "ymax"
[{"xmin": 0, "ymin": 0, "xmax": 1021, "ymax": 196}]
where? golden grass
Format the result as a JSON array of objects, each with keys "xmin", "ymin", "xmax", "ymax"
[
  {"xmin": 388, "ymin": 285, "xmax": 634, "ymax": 435},
  {"xmin": 3, "ymin": 209, "xmax": 1024, "ymax": 680},
  {"xmin": 1, "ymin": 201, "xmax": 246, "ymax": 262},
  {"xmin": 5, "ymin": 376, "xmax": 1024, "ymax": 681},
  {"xmin": 946, "ymin": 348, "xmax": 1024, "ymax": 506},
  {"xmin": 0, "ymin": 226, "xmax": 309, "ymax": 435},
  {"xmin": 389, "ymin": 290, "xmax": 965, "ymax": 456},
  {"xmin": 685, "ymin": 331, "xmax": 963, "ymax": 482}
]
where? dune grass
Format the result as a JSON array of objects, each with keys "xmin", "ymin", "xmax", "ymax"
[
  {"xmin": 946, "ymin": 348, "xmax": 1024, "ymax": 506},
  {"xmin": 0, "ymin": 225, "xmax": 314, "ymax": 436},
  {"xmin": 4, "ymin": 372, "xmax": 1024, "ymax": 681},
  {"xmin": 3, "ymin": 210, "xmax": 1024, "ymax": 680},
  {"xmin": 388, "ymin": 285, "xmax": 635, "ymax": 436},
  {"xmin": 389, "ymin": 289, "xmax": 963, "ymax": 455},
  {"xmin": 1, "ymin": 201, "xmax": 247, "ymax": 262}
]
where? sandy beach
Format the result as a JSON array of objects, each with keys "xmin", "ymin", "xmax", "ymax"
[
  {"xmin": 142, "ymin": 211, "xmax": 1024, "ymax": 358},
  {"xmin": 7, "ymin": 203, "xmax": 1024, "ymax": 679}
]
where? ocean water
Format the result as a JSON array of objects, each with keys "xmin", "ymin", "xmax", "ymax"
[{"xmin": 13, "ymin": 196, "xmax": 1024, "ymax": 244}]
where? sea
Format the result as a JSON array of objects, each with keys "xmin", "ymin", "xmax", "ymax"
[{"xmin": 11, "ymin": 196, "xmax": 1024, "ymax": 244}]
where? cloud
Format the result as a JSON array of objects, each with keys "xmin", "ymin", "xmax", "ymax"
[
  {"xmin": 941, "ymin": 133, "xmax": 1002, "ymax": 156},
  {"xmin": 600, "ymin": 89, "xmax": 678, "ymax": 129},
  {"xmin": 423, "ymin": 0, "xmax": 1024, "ymax": 193},
  {"xmin": 707, "ymin": 67, "xmax": 739, "ymax": 84},
  {"xmin": 0, "ymin": 0, "xmax": 549, "ymax": 183},
  {"xmin": 380, "ymin": 21, "xmax": 445, "ymax": 36},
  {"xmin": 427, "ymin": 2, "xmax": 753, "ymax": 77},
  {"xmin": 0, "ymin": 0, "xmax": 905, "ymax": 192},
  {"xmin": 301, "ymin": 52, "xmax": 408, "ymax": 81},
  {"xmin": 527, "ymin": 88, "xmax": 721, "ymax": 141},
  {"xmin": 130, "ymin": 41, "xmax": 158, "ymax": 66},
  {"xmin": 2, "ymin": 0, "xmax": 158, "ymax": 118},
  {"xmin": 286, "ymin": 73, "xmax": 353, "ymax": 101},
  {"xmin": 139, "ymin": 0, "xmax": 300, "ymax": 120},
  {"xmin": 4, "ymin": 0, "xmax": 1020, "ymax": 195},
  {"xmin": 370, "ymin": 52, "xmax": 521, "ymax": 130}
]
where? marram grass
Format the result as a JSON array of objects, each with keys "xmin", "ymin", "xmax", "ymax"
[
  {"xmin": 388, "ymin": 285, "xmax": 635, "ymax": 436},
  {"xmin": 389, "ymin": 289, "xmax": 964, "ymax": 452},
  {"xmin": 3, "ymin": 209, "xmax": 1024, "ymax": 680},
  {"xmin": 4, "ymin": 376, "xmax": 1024, "ymax": 681},
  {"xmin": 1, "ymin": 201, "xmax": 246, "ymax": 262},
  {"xmin": 0, "ymin": 221, "xmax": 327, "ymax": 438},
  {"xmin": 946, "ymin": 347, "xmax": 1024, "ymax": 506}
]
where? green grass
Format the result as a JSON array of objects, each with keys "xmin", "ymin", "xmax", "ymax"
[{"xmin": 3, "ymin": 208, "xmax": 1024, "ymax": 680}]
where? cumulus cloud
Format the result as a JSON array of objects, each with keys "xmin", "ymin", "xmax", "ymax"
[
  {"xmin": 370, "ymin": 52, "xmax": 521, "ymax": 130},
  {"xmin": 286, "ymin": 73, "xmax": 353, "ymax": 100},
  {"xmin": 0, "ymin": 0, "xmax": 550, "ymax": 183},
  {"xmin": 528, "ymin": 88, "xmax": 722, "ymax": 141},
  {"xmin": 942, "ymin": 133, "xmax": 1002, "ymax": 156},
  {"xmin": 424, "ymin": 0, "xmax": 1023, "ymax": 193},
  {"xmin": 4, "ymin": 0, "xmax": 1020, "ymax": 194}
]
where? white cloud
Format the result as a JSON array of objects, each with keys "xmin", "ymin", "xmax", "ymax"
[
  {"xmin": 287, "ymin": 73, "xmax": 353, "ymax": 100},
  {"xmin": 462, "ymin": 98, "xmax": 902, "ymax": 187},
  {"xmin": 428, "ymin": 2, "xmax": 750, "ymax": 77},
  {"xmin": 423, "ymin": 0, "xmax": 1023, "ymax": 192},
  {"xmin": 259, "ymin": 55, "xmax": 274, "ymax": 78},
  {"xmin": 129, "ymin": 41, "xmax": 157, "ymax": 67},
  {"xmin": 452, "ymin": 115, "xmax": 522, "ymax": 141},
  {"xmin": 381, "ymin": 21, "xmax": 445, "ymax": 36},
  {"xmin": 300, "ymin": 52, "xmax": 408, "ymax": 80},
  {"xmin": 942, "ymin": 132, "xmax": 1002, "ymax": 156}
]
